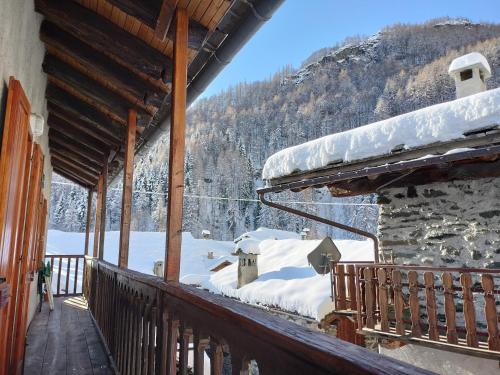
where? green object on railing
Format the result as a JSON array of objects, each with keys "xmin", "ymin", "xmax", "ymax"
[{"xmin": 44, "ymin": 261, "xmax": 51, "ymax": 277}]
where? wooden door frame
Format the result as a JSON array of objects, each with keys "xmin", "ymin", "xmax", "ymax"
[
  {"xmin": 0, "ymin": 77, "xmax": 32, "ymax": 375},
  {"xmin": 13, "ymin": 144, "xmax": 44, "ymax": 375}
]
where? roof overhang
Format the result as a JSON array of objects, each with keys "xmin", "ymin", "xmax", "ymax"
[
  {"xmin": 258, "ymin": 129, "xmax": 500, "ymax": 197},
  {"xmin": 36, "ymin": 0, "xmax": 284, "ymax": 187}
]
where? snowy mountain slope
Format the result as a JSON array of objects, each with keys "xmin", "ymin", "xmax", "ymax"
[{"xmin": 49, "ymin": 19, "xmax": 500, "ymax": 241}]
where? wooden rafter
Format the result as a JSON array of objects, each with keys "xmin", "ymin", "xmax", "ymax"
[
  {"xmin": 46, "ymin": 84, "xmax": 124, "ymax": 137},
  {"xmin": 49, "ymin": 127, "xmax": 108, "ymax": 157},
  {"xmin": 53, "ymin": 167, "xmax": 94, "ymax": 188},
  {"xmin": 47, "ymin": 103, "xmax": 122, "ymax": 147},
  {"xmin": 53, "ymin": 162, "xmax": 97, "ymax": 186},
  {"xmin": 35, "ymin": 0, "xmax": 173, "ymax": 82},
  {"xmin": 49, "ymin": 147, "xmax": 102, "ymax": 175},
  {"xmin": 49, "ymin": 132, "xmax": 106, "ymax": 165},
  {"xmin": 51, "ymin": 155, "xmax": 100, "ymax": 182},
  {"xmin": 47, "ymin": 114, "xmax": 111, "ymax": 153},
  {"xmin": 40, "ymin": 21, "xmax": 165, "ymax": 109},
  {"xmin": 155, "ymin": 0, "xmax": 179, "ymax": 40},
  {"xmin": 43, "ymin": 54, "xmax": 152, "ymax": 127},
  {"xmin": 106, "ymin": 0, "xmax": 208, "ymax": 47}
]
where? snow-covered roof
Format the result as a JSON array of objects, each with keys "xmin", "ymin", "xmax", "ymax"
[
  {"xmin": 47, "ymin": 228, "xmax": 374, "ymax": 320},
  {"xmin": 262, "ymin": 88, "xmax": 500, "ymax": 181},
  {"xmin": 448, "ymin": 52, "xmax": 491, "ymax": 76},
  {"xmin": 234, "ymin": 227, "xmax": 299, "ymax": 243},
  {"xmin": 204, "ymin": 236, "xmax": 374, "ymax": 320},
  {"xmin": 233, "ymin": 238, "xmax": 261, "ymax": 255}
]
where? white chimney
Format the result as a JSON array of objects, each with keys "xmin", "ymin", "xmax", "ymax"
[{"xmin": 448, "ymin": 52, "xmax": 491, "ymax": 99}]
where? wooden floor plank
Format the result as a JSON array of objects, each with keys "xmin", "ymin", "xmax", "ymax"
[{"xmin": 24, "ymin": 296, "xmax": 113, "ymax": 375}]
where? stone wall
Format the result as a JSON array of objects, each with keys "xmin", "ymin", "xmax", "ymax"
[
  {"xmin": 0, "ymin": 0, "xmax": 51, "ymax": 326},
  {"xmin": 377, "ymin": 177, "xmax": 500, "ymax": 268}
]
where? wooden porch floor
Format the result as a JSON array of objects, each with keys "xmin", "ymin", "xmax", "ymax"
[{"xmin": 24, "ymin": 296, "xmax": 114, "ymax": 375}]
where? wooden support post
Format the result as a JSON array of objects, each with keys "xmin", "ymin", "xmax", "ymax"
[
  {"xmin": 93, "ymin": 175, "xmax": 103, "ymax": 257},
  {"xmin": 118, "ymin": 109, "xmax": 137, "ymax": 268},
  {"xmin": 84, "ymin": 189, "xmax": 93, "ymax": 256},
  {"xmin": 99, "ymin": 160, "xmax": 108, "ymax": 260},
  {"xmin": 164, "ymin": 7, "xmax": 188, "ymax": 282}
]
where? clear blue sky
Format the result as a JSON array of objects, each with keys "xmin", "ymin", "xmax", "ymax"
[{"xmin": 200, "ymin": 0, "xmax": 500, "ymax": 98}]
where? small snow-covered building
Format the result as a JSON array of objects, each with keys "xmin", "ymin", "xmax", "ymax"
[{"xmin": 259, "ymin": 54, "xmax": 500, "ymax": 370}]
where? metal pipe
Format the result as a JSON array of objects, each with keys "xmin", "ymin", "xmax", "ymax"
[{"xmin": 258, "ymin": 192, "xmax": 379, "ymax": 262}]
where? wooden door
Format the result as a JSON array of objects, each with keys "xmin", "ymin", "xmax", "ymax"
[
  {"xmin": 0, "ymin": 77, "xmax": 32, "ymax": 375},
  {"xmin": 12, "ymin": 144, "xmax": 44, "ymax": 374}
]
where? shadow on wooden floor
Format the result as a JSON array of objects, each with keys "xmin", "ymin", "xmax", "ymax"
[{"xmin": 24, "ymin": 296, "xmax": 114, "ymax": 375}]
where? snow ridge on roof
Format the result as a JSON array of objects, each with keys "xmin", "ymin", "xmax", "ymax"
[
  {"xmin": 448, "ymin": 52, "xmax": 491, "ymax": 75},
  {"xmin": 262, "ymin": 88, "xmax": 500, "ymax": 181}
]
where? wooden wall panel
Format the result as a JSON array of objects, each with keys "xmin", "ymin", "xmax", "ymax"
[{"xmin": 0, "ymin": 78, "xmax": 32, "ymax": 375}]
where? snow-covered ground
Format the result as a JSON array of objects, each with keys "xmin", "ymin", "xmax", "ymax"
[
  {"xmin": 47, "ymin": 228, "xmax": 373, "ymax": 320},
  {"xmin": 262, "ymin": 87, "xmax": 500, "ymax": 180}
]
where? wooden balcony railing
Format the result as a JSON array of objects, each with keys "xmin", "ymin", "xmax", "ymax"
[
  {"xmin": 330, "ymin": 262, "xmax": 375, "ymax": 312},
  {"xmin": 83, "ymin": 257, "xmax": 433, "ymax": 375},
  {"xmin": 351, "ymin": 264, "xmax": 500, "ymax": 359},
  {"xmin": 45, "ymin": 254, "xmax": 85, "ymax": 297}
]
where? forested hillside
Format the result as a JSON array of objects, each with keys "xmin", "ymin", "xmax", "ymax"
[{"xmin": 49, "ymin": 18, "xmax": 500, "ymax": 240}]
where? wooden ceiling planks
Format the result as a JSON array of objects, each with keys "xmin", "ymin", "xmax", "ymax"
[
  {"xmin": 40, "ymin": 21, "xmax": 165, "ymax": 109},
  {"xmin": 35, "ymin": 0, "xmax": 232, "ymax": 187}
]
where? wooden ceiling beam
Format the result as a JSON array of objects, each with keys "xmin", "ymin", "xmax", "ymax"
[
  {"xmin": 155, "ymin": 0, "xmax": 178, "ymax": 40},
  {"xmin": 52, "ymin": 160, "xmax": 98, "ymax": 185},
  {"xmin": 51, "ymin": 153, "xmax": 101, "ymax": 181},
  {"xmin": 40, "ymin": 21, "xmax": 165, "ymax": 109},
  {"xmin": 106, "ymin": 0, "xmax": 162, "ymax": 29},
  {"xmin": 46, "ymin": 84, "xmax": 124, "ymax": 139},
  {"xmin": 53, "ymin": 166, "xmax": 94, "ymax": 188},
  {"xmin": 49, "ymin": 126, "xmax": 108, "ymax": 157},
  {"xmin": 49, "ymin": 139, "xmax": 105, "ymax": 170},
  {"xmin": 49, "ymin": 129, "xmax": 107, "ymax": 165},
  {"xmin": 48, "ymin": 113, "xmax": 112, "ymax": 153},
  {"xmin": 166, "ymin": 14, "xmax": 208, "ymax": 50},
  {"xmin": 47, "ymin": 105, "xmax": 122, "ymax": 147},
  {"xmin": 43, "ymin": 54, "xmax": 152, "ymax": 128},
  {"xmin": 35, "ymin": 0, "xmax": 172, "ymax": 82},
  {"xmin": 50, "ymin": 145, "xmax": 102, "ymax": 174},
  {"xmin": 106, "ymin": 0, "xmax": 208, "ymax": 47}
]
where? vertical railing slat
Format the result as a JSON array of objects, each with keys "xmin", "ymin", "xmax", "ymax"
[
  {"xmin": 57, "ymin": 257, "xmax": 62, "ymax": 296},
  {"xmin": 363, "ymin": 268, "xmax": 375, "ymax": 329},
  {"xmin": 65, "ymin": 257, "xmax": 71, "ymax": 295},
  {"xmin": 442, "ymin": 272, "xmax": 458, "ymax": 344},
  {"xmin": 194, "ymin": 332, "xmax": 209, "ymax": 375},
  {"xmin": 210, "ymin": 341, "xmax": 224, "ymax": 375},
  {"xmin": 336, "ymin": 264, "xmax": 347, "ymax": 310},
  {"xmin": 460, "ymin": 273, "xmax": 478, "ymax": 347},
  {"xmin": 73, "ymin": 257, "xmax": 79, "ymax": 294},
  {"xmin": 408, "ymin": 271, "xmax": 422, "ymax": 338},
  {"xmin": 481, "ymin": 274, "xmax": 500, "ymax": 351},
  {"xmin": 347, "ymin": 265, "xmax": 357, "ymax": 310},
  {"xmin": 179, "ymin": 324, "xmax": 191, "ymax": 375},
  {"xmin": 424, "ymin": 272, "xmax": 439, "ymax": 341},
  {"xmin": 377, "ymin": 268, "xmax": 389, "ymax": 332},
  {"xmin": 392, "ymin": 270, "xmax": 405, "ymax": 335}
]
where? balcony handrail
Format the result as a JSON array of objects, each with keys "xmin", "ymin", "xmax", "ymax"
[
  {"xmin": 351, "ymin": 263, "xmax": 500, "ymax": 359},
  {"xmin": 45, "ymin": 254, "xmax": 85, "ymax": 296},
  {"xmin": 85, "ymin": 257, "xmax": 433, "ymax": 374}
]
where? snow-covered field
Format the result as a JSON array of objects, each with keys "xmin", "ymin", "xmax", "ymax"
[{"xmin": 47, "ymin": 228, "xmax": 373, "ymax": 320}]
